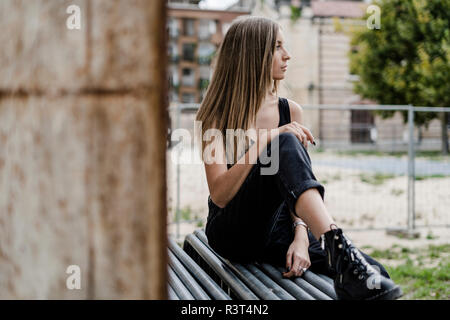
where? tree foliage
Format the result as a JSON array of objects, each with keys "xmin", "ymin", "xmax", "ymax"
[{"xmin": 349, "ymin": 0, "xmax": 450, "ymax": 128}]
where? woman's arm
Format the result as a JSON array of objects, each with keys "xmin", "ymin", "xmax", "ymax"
[
  {"xmin": 282, "ymin": 99, "xmax": 312, "ymax": 278},
  {"xmin": 287, "ymin": 99, "xmax": 311, "ymax": 232},
  {"xmin": 205, "ymin": 128, "xmax": 276, "ymax": 209},
  {"xmin": 206, "ymin": 102, "xmax": 315, "ymax": 209}
]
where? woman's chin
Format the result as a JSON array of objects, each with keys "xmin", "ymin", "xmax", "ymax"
[{"xmin": 273, "ymin": 75, "xmax": 285, "ymax": 81}]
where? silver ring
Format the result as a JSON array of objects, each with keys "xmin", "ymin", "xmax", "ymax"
[{"xmin": 299, "ymin": 267, "xmax": 308, "ymax": 273}]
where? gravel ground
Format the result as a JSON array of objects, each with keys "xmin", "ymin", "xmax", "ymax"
[{"xmin": 167, "ymin": 147, "xmax": 450, "ymax": 250}]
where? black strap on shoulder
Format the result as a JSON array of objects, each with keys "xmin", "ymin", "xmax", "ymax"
[{"xmin": 278, "ymin": 97, "xmax": 291, "ymax": 126}]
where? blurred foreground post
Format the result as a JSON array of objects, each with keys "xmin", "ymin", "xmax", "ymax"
[{"xmin": 0, "ymin": 0, "xmax": 168, "ymax": 299}]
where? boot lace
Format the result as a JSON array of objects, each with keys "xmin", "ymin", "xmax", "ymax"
[{"xmin": 337, "ymin": 233, "xmax": 376, "ymax": 281}]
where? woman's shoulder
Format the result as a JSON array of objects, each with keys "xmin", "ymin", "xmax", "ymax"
[{"xmin": 283, "ymin": 98, "xmax": 303, "ymax": 124}]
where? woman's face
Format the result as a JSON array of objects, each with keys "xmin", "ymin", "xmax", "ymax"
[{"xmin": 272, "ymin": 29, "xmax": 291, "ymax": 80}]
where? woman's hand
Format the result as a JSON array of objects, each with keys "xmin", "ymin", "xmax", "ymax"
[
  {"xmin": 279, "ymin": 121, "xmax": 315, "ymax": 149},
  {"xmin": 282, "ymin": 235, "xmax": 311, "ymax": 278}
]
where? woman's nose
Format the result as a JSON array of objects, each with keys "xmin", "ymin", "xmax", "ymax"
[{"xmin": 284, "ymin": 50, "xmax": 291, "ymax": 60}]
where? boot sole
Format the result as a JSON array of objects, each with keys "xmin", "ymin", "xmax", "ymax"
[{"xmin": 366, "ymin": 285, "xmax": 403, "ymax": 300}]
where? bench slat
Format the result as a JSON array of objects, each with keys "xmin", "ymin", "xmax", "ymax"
[
  {"xmin": 317, "ymin": 273, "xmax": 335, "ymax": 286},
  {"xmin": 244, "ymin": 264, "xmax": 296, "ymax": 300},
  {"xmin": 192, "ymin": 231, "xmax": 282, "ymax": 300},
  {"xmin": 180, "ymin": 229, "xmax": 338, "ymax": 300},
  {"xmin": 168, "ymin": 238, "xmax": 231, "ymax": 300},
  {"xmin": 230, "ymin": 263, "xmax": 281, "ymax": 300},
  {"xmin": 168, "ymin": 249, "xmax": 211, "ymax": 300},
  {"xmin": 168, "ymin": 267, "xmax": 195, "ymax": 300},
  {"xmin": 303, "ymin": 270, "xmax": 338, "ymax": 300},
  {"xmin": 194, "ymin": 230, "xmax": 295, "ymax": 300},
  {"xmin": 275, "ymin": 267, "xmax": 333, "ymax": 300},
  {"xmin": 168, "ymin": 284, "xmax": 180, "ymax": 300},
  {"xmin": 259, "ymin": 263, "xmax": 315, "ymax": 300},
  {"xmin": 185, "ymin": 234, "xmax": 259, "ymax": 300},
  {"xmin": 195, "ymin": 229, "xmax": 336, "ymax": 300}
]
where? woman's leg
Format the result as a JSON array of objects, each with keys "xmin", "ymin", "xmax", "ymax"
[
  {"xmin": 265, "ymin": 132, "xmax": 333, "ymax": 238},
  {"xmin": 208, "ymin": 132, "xmax": 329, "ymax": 262},
  {"xmin": 261, "ymin": 133, "xmax": 401, "ymax": 299},
  {"xmin": 294, "ymin": 188, "xmax": 335, "ymax": 240}
]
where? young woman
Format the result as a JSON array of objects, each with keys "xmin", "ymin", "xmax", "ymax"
[{"xmin": 195, "ymin": 16, "xmax": 402, "ymax": 300}]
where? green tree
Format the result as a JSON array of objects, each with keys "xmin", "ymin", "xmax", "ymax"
[{"xmin": 349, "ymin": 0, "xmax": 450, "ymax": 154}]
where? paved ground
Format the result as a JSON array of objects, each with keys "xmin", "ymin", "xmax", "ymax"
[{"xmin": 312, "ymin": 156, "xmax": 450, "ymax": 176}]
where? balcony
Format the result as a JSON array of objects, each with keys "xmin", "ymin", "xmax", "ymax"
[
  {"xmin": 198, "ymin": 79, "xmax": 210, "ymax": 90},
  {"xmin": 197, "ymin": 55, "xmax": 212, "ymax": 65},
  {"xmin": 169, "ymin": 54, "xmax": 180, "ymax": 63},
  {"xmin": 169, "ymin": 29, "xmax": 180, "ymax": 39}
]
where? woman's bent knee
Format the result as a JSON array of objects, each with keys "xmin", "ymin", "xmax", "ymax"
[{"xmin": 278, "ymin": 132, "xmax": 300, "ymax": 145}]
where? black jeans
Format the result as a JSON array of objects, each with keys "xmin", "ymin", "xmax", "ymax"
[{"xmin": 205, "ymin": 132, "xmax": 390, "ymax": 278}]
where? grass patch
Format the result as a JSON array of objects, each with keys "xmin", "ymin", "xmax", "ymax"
[
  {"xmin": 369, "ymin": 244, "xmax": 450, "ymax": 299},
  {"xmin": 178, "ymin": 205, "xmax": 193, "ymax": 221},
  {"xmin": 359, "ymin": 173, "xmax": 397, "ymax": 185},
  {"xmin": 415, "ymin": 174, "xmax": 448, "ymax": 181},
  {"xmin": 388, "ymin": 259, "xmax": 450, "ymax": 299},
  {"xmin": 321, "ymin": 173, "xmax": 342, "ymax": 185},
  {"xmin": 415, "ymin": 150, "xmax": 450, "ymax": 161},
  {"xmin": 175, "ymin": 206, "xmax": 202, "ymax": 223},
  {"xmin": 337, "ymin": 150, "xmax": 390, "ymax": 157},
  {"xmin": 426, "ymin": 230, "xmax": 439, "ymax": 240},
  {"xmin": 335, "ymin": 150, "xmax": 449, "ymax": 161},
  {"xmin": 196, "ymin": 220, "xmax": 204, "ymax": 228},
  {"xmin": 391, "ymin": 188, "xmax": 405, "ymax": 196},
  {"xmin": 314, "ymin": 147, "xmax": 325, "ymax": 153}
]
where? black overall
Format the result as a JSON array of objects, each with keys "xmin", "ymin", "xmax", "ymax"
[{"xmin": 205, "ymin": 97, "xmax": 390, "ymax": 278}]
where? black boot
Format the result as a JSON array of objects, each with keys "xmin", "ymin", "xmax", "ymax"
[{"xmin": 321, "ymin": 225, "xmax": 403, "ymax": 300}]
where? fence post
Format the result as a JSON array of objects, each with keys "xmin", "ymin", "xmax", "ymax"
[
  {"xmin": 176, "ymin": 104, "xmax": 181, "ymax": 241},
  {"xmin": 407, "ymin": 104, "xmax": 416, "ymax": 232},
  {"xmin": 387, "ymin": 104, "xmax": 420, "ymax": 238}
]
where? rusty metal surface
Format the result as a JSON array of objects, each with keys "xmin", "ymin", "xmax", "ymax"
[{"xmin": 0, "ymin": 0, "xmax": 168, "ymax": 299}]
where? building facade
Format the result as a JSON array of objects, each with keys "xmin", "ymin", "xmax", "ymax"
[
  {"xmin": 167, "ymin": 2, "xmax": 250, "ymax": 104},
  {"xmin": 255, "ymin": 0, "xmax": 449, "ymax": 151},
  {"xmin": 167, "ymin": 0, "xmax": 449, "ymax": 152}
]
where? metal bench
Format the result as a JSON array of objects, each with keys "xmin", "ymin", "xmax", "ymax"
[{"xmin": 168, "ymin": 229, "xmax": 337, "ymax": 300}]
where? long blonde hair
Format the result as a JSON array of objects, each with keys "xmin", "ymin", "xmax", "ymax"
[{"xmin": 195, "ymin": 16, "xmax": 280, "ymax": 166}]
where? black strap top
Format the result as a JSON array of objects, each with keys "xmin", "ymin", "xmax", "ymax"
[
  {"xmin": 278, "ymin": 97, "xmax": 291, "ymax": 126},
  {"xmin": 226, "ymin": 97, "xmax": 291, "ymax": 169}
]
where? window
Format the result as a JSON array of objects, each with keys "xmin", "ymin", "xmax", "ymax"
[
  {"xmin": 198, "ymin": 19, "xmax": 216, "ymax": 40},
  {"xmin": 182, "ymin": 92, "xmax": 196, "ymax": 103},
  {"xmin": 168, "ymin": 41, "xmax": 179, "ymax": 63},
  {"xmin": 199, "ymin": 65, "xmax": 211, "ymax": 80},
  {"xmin": 181, "ymin": 68, "xmax": 195, "ymax": 87},
  {"xmin": 170, "ymin": 90, "xmax": 179, "ymax": 103},
  {"xmin": 183, "ymin": 18, "xmax": 195, "ymax": 37},
  {"xmin": 350, "ymin": 110, "xmax": 375, "ymax": 143},
  {"xmin": 169, "ymin": 65, "xmax": 179, "ymax": 86},
  {"xmin": 197, "ymin": 43, "xmax": 215, "ymax": 64},
  {"xmin": 167, "ymin": 18, "xmax": 179, "ymax": 38},
  {"xmin": 182, "ymin": 43, "xmax": 196, "ymax": 62}
]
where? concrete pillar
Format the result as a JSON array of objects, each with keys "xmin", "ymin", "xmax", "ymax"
[{"xmin": 0, "ymin": 0, "xmax": 168, "ymax": 299}]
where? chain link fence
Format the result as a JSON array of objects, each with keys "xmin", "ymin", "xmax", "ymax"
[{"xmin": 167, "ymin": 103, "xmax": 450, "ymax": 240}]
